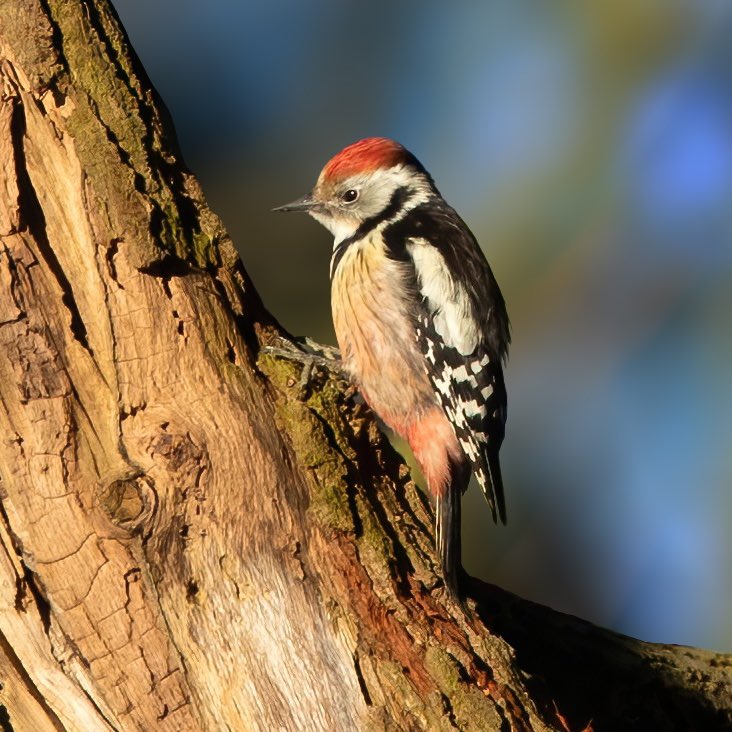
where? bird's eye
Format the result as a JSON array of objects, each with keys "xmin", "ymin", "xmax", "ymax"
[{"xmin": 341, "ymin": 189, "xmax": 359, "ymax": 203}]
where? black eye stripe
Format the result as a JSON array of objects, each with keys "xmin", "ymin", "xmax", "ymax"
[{"xmin": 330, "ymin": 187, "xmax": 414, "ymax": 279}]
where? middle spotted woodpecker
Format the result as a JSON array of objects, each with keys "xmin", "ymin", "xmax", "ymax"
[{"xmin": 275, "ymin": 137, "xmax": 510, "ymax": 596}]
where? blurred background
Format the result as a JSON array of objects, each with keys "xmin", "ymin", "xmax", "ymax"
[{"xmin": 112, "ymin": 0, "xmax": 732, "ymax": 651}]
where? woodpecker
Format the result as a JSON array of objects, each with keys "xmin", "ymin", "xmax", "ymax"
[{"xmin": 275, "ymin": 137, "xmax": 510, "ymax": 596}]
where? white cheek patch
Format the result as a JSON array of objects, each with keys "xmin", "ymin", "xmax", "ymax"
[
  {"xmin": 407, "ymin": 240, "xmax": 479, "ymax": 355},
  {"xmin": 310, "ymin": 210, "xmax": 357, "ymax": 245}
]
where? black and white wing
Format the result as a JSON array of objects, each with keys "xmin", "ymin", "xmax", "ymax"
[
  {"xmin": 385, "ymin": 201, "xmax": 510, "ymax": 523},
  {"xmin": 416, "ymin": 315, "xmax": 507, "ymax": 522}
]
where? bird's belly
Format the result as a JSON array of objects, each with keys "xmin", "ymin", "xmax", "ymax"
[{"xmin": 331, "ymin": 240, "xmax": 435, "ymax": 435}]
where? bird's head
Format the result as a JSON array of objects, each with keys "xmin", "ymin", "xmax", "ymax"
[{"xmin": 274, "ymin": 137, "xmax": 435, "ymax": 243}]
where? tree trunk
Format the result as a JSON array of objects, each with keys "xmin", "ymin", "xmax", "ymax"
[{"xmin": 0, "ymin": 2, "xmax": 729, "ymax": 730}]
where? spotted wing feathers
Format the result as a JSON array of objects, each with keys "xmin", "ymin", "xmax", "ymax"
[
  {"xmin": 416, "ymin": 315, "xmax": 507, "ymax": 523},
  {"xmin": 383, "ymin": 198, "xmax": 509, "ymax": 524}
]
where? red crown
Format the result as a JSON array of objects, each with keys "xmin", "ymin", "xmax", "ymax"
[{"xmin": 321, "ymin": 137, "xmax": 409, "ymax": 181}]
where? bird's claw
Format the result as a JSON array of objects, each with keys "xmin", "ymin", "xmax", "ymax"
[{"xmin": 260, "ymin": 335, "xmax": 344, "ymax": 398}]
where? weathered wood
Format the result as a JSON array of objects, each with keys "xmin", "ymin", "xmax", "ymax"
[{"xmin": 0, "ymin": 1, "xmax": 730, "ymax": 730}]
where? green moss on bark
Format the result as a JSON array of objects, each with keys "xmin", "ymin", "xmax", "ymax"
[
  {"xmin": 424, "ymin": 647, "xmax": 505, "ymax": 731},
  {"xmin": 258, "ymin": 354, "xmax": 356, "ymax": 532}
]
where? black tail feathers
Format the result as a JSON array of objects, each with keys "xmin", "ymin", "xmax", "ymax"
[
  {"xmin": 486, "ymin": 449, "xmax": 507, "ymax": 525},
  {"xmin": 435, "ymin": 488, "xmax": 462, "ymax": 598}
]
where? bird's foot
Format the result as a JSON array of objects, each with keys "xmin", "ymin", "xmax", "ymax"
[{"xmin": 260, "ymin": 335, "xmax": 345, "ymax": 399}]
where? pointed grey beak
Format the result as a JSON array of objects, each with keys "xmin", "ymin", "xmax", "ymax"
[{"xmin": 272, "ymin": 193, "xmax": 316, "ymax": 213}]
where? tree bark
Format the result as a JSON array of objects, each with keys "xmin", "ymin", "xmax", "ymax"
[{"xmin": 0, "ymin": 1, "xmax": 729, "ymax": 730}]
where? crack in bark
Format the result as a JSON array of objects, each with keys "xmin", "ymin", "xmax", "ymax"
[
  {"xmin": 0, "ymin": 705, "xmax": 12, "ymax": 732},
  {"xmin": 130, "ymin": 557, "xmax": 195, "ymax": 724},
  {"xmin": 352, "ymin": 652, "xmax": 372, "ymax": 706},
  {"xmin": 8, "ymin": 93, "xmax": 91, "ymax": 354},
  {"xmin": 0, "ymin": 250, "xmax": 26, "ymax": 324},
  {"xmin": 0, "ymin": 630, "xmax": 65, "ymax": 731},
  {"xmin": 35, "ymin": 533, "xmax": 95, "ymax": 566},
  {"xmin": 138, "ymin": 255, "xmax": 196, "ymax": 283},
  {"xmin": 35, "ymin": 0, "xmax": 69, "ymax": 80},
  {"xmin": 208, "ymin": 259, "xmax": 270, "ymax": 362},
  {"xmin": 105, "ymin": 237, "xmax": 123, "ymax": 288},
  {"xmin": 0, "ymin": 506, "xmax": 53, "ymax": 637}
]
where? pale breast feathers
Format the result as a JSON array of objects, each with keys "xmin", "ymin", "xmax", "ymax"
[{"xmin": 330, "ymin": 235, "xmax": 437, "ymax": 426}]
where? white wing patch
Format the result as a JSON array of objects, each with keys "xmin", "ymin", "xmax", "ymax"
[{"xmin": 407, "ymin": 239, "xmax": 479, "ymax": 355}]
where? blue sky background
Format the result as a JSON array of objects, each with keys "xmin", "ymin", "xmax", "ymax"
[{"xmin": 112, "ymin": 0, "xmax": 732, "ymax": 651}]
